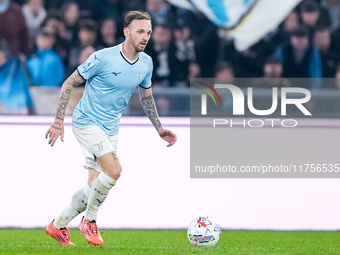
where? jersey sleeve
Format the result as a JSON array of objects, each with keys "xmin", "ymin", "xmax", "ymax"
[
  {"xmin": 77, "ymin": 52, "xmax": 102, "ymax": 80},
  {"xmin": 139, "ymin": 59, "xmax": 153, "ymax": 89}
]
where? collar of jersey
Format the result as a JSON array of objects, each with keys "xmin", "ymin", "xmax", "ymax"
[{"xmin": 119, "ymin": 43, "xmax": 139, "ymax": 65}]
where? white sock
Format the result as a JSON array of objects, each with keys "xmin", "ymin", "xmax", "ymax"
[
  {"xmin": 84, "ymin": 172, "xmax": 116, "ymax": 222},
  {"xmin": 53, "ymin": 184, "xmax": 91, "ymax": 229}
]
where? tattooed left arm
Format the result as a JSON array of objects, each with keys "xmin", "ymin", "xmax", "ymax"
[
  {"xmin": 139, "ymin": 86, "xmax": 161, "ymax": 131},
  {"xmin": 139, "ymin": 87, "xmax": 177, "ymax": 147}
]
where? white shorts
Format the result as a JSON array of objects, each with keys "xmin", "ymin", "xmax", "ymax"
[{"xmin": 72, "ymin": 125, "xmax": 118, "ymax": 172}]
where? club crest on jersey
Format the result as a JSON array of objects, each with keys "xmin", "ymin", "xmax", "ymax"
[
  {"xmin": 82, "ymin": 60, "xmax": 94, "ymax": 72},
  {"xmin": 138, "ymin": 70, "xmax": 146, "ymax": 80}
]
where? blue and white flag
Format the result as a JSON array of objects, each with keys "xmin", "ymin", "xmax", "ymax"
[
  {"xmin": 0, "ymin": 57, "xmax": 32, "ymax": 111},
  {"xmin": 167, "ymin": 0, "xmax": 302, "ymax": 51}
]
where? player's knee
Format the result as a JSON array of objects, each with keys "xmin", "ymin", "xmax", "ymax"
[
  {"xmin": 109, "ymin": 165, "xmax": 122, "ymax": 180},
  {"xmin": 116, "ymin": 164, "xmax": 123, "ymax": 178},
  {"xmin": 111, "ymin": 171, "xmax": 120, "ymax": 180},
  {"xmin": 109, "ymin": 170, "xmax": 121, "ymax": 180}
]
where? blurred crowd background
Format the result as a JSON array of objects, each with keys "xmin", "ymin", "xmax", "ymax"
[{"xmin": 1, "ymin": 0, "xmax": 340, "ymax": 115}]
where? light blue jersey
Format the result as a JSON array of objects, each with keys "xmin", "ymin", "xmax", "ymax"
[{"xmin": 72, "ymin": 43, "xmax": 153, "ymax": 135}]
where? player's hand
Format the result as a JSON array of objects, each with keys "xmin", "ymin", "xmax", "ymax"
[
  {"xmin": 158, "ymin": 127, "xmax": 177, "ymax": 147},
  {"xmin": 45, "ymin": 119, "xmax": 64, "ymax": 147}
]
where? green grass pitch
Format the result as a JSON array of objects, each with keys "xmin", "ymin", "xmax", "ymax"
[{"xmin": 0, "ymin": 229, "xmax": 340, "ymax": 255}]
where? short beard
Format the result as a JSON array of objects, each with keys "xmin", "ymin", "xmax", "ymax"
[
  {"xmin": 129, "ymin": 35, "xmax": 146, "ymax": 53},
  {"xmin": 134, "ymin": 46, "xmax": 143, "ymax": 53},
  {"xmin": 133, "ymin": 43, "xmax": 144, "ymax": 53}
]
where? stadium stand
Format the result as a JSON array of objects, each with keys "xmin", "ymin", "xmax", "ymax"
[{"xmin": 1, "ymin": 0, "xmax": 340, "ymax": 115}]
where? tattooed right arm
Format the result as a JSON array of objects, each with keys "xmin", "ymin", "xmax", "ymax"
[
  {"xmin": 55, "ymin": 70, "xmax": 85, "ymax": 120},
  {"xmin": 45, "ymin": 70, "xmax": 85, "ymax": 147}
]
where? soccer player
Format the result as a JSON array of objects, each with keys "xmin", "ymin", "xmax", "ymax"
[{"xmin": 45, "ymin": 11, "xmax": 177, "ymax": 246}]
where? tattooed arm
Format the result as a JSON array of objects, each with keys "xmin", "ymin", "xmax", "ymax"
[
  {"xmin": 139, "ymin": 86, "xmax": 161, "ymax": 131},
  {"xmin": 139, "ymin": 87, "xmax": 177, "ymax": 147},
  {"xmin": 55, "ymin": 70, "xmax": 84, "ymax": 120},
  {"xmin": 45, "ymin": 70, "xmax": 85, "ymax": 146}
]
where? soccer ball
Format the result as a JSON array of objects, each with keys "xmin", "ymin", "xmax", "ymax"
[{"xmin": 187, "ymin": 216, "xmax": 221, "ymax": 247}]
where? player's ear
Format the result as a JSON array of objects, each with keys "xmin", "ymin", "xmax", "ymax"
[{"xmin": 123, "ymin": 27, "xmax": 129, "ymax": 38}]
